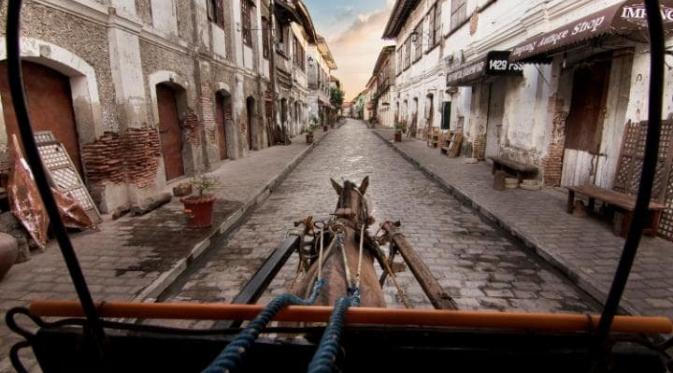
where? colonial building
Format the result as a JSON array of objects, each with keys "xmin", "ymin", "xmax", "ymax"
[
  {"xmin": 307, "ymin": 35, "xmax": 337, "ymax": 127},
  {"xmin": 383, "ymin": 0, "xmax": 673, "ymax": 186},
  {"xmin": 382, "ymin": 0, "xmax": 673, "ymax": 239},
  {"xmin": 383, "ymin": 0, "xmax": 445, "ymax": 138},
  {"xmin": 0, "ymin": 0, "xmax": 329, "ymax": 215},
  {"xmin": 371, "ymin": 46, "xmax": 397, "ymax": 128}
]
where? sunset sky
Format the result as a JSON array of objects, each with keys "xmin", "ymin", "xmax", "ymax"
[{"xmin": 303, "ymin": 0, "xmax": 396, "ymax": 101}]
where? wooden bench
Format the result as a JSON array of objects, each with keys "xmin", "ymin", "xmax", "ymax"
[
  {"xmin": 566, "ymin": 184, "xmax": 666, "ymax": 237},
  {"xmin": 489, "ymin": 157, "xmax": 538, "ymax": 182}
]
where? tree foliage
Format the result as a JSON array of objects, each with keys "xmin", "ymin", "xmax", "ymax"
[{"xmin": 330, "ymin": 86, "xmax": 344, "ymax": 108}]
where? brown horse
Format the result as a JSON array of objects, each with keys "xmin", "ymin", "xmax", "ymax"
[{"xmin": 292, "ymin": 176, "xmax": 386, "ymax": 308}]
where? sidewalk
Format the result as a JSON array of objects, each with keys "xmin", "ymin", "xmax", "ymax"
[
  {"xmin": 0, "ymin": 130, "xmax": 328, "ymax": 372},
  {"xmin": 373, "ymin": 127, "xmax": 673, "ymax": 319}
]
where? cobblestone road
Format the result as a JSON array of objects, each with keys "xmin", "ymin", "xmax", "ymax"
[{"xmin": 163, "ymin": 120, "xmax": 598, "ymax": 317}]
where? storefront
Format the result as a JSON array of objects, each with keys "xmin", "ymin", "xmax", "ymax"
[
  {"xmin": 445, "ymin": 51, "xmax": 523, "ymax": 159},
  {"xmin": 510, "ymin": 0, "xmax": 673, "ymax": 187}
]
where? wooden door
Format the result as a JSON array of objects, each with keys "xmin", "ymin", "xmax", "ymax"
[
  {"xmin": 485, "ymin": 83, "xmax": 506, "ymax": 159},
  {"xmin": 215, "ymin": 92, "xmax": 229, "ymax": 160},
  {"xmin": 246, "ymin": 98, "xmax": 254, "ymax": 150},
  {"xmin": 561, "ymin": 56, "xmax": 612, "ymax": 186},
  {"xmin": 0, "ymin": 61, "xmax": 82, "ymax": 173},
  {"xmin": 157, "ymin": 84, "xmax": 184, "ymax": 181}
]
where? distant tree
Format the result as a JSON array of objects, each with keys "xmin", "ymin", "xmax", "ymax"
[{"xmin": 330, "ymin": 86, "xmax": 344, "ymax": 109}]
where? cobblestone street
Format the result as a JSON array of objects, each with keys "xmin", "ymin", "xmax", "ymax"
[{"xmin": 163, "ymin": 120, "xmax": 598, "ymax": 317}]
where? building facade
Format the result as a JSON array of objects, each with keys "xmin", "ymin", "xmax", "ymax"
[
  {"xmin": 0, "ymin": 0, "xmax": 328, "ymax": 214},
  {"xmin": 371, "ymin": 46, "xmax": 397, "ymax": 128},
  {"xmin": 307, "ymin": 36, "xmax": 337, "ymax": 127},
  {"xmin": 383, "ymin": 0, "xmax": 673, "ymax": 189}
]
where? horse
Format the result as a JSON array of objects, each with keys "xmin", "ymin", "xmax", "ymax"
[{"xmin": 291, "ymin": 176, "xmax": 386, "ymax": 308}]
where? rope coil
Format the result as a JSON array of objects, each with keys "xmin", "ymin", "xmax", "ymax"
[{"xmin": 202, "ymin": 279, "xmax": 325, "ymax": 373}]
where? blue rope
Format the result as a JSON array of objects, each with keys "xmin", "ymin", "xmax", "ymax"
[
  {"xmin": 202, "ymin": 279, "xmax": 326, "ymax": 373},
  {"xmin": 307, "ymin": 289, "xmax": 360, "ymax": 373}
]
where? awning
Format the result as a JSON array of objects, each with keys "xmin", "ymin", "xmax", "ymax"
[
  {"xmin": 511, "ymin": 0, "xmax": 673, "ymax": 62},
  {"xmin": 446, "ymin": 51, "xmax": 523, "ymax": 87}
]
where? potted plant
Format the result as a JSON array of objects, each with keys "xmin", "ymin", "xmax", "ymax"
[
  {"xmin": 305, "ymin": 128, "xmax": 314, "ymax": 144},
  {"xmin": 394, "ymin": 121, "xmax": 406, "ymax": 142},
  {"xmin": 181, "ymin": 174, "xmax": 220, "ymax": 228}
]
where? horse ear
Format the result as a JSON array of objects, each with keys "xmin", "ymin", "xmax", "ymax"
[
  {"xmin": 330, "ymin": 178, "xmax": 343, "ymax": 195},
  {"xmin": 359, "ymin": 176, "xmax": 370, "ymax": 195}
]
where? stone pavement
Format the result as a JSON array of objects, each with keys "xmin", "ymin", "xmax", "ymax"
[
  {"xmin": 163, "ymin": 119, "xmax": 598, "ymax": 329},
  {"xmin": 0, "ymin": 130, "xmax": 327, "ymax": 372},
  {"xmin": 373, "ymin": 126, "xmax": 673, "ymax": 320}
]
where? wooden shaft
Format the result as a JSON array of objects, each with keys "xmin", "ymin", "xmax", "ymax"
[
  {"xmin": 381, "ymin": 221, "xmax": 458, "ymax": 309},
  {"xmin": 29, "ymin": 300, "xmax": 672, "ymax": 335}
]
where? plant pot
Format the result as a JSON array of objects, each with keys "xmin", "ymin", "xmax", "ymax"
[
  {"xmin": 394, "ymin": 131, "xmax": 402, "ymax": 142},
  {"xmin": 182, "ymin": 195, "xmax": 216, "ymax": 228},
  {"xmin": 306, "ymin": 133, "xmax": 314, "ymax": 144},
  {"xmin": 0, "ymin": 233, "xmax": 19, "ymax": 281},
  {"xmin": 323, "ymin": 125, "xmax": 328, "ymax": 132}
]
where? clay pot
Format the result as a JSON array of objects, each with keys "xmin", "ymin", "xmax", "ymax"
[
  {"xmin": 0, "ymin": 233, "xmax": 19, "ymax": 281},
  {"xmin": 394, "ymin": 131, "xmax": 402, "ymax": 142},
  {"xmin": 323, "ymin": 125, "xmax": 329, "ymax": 132},
  {"xmin": 182, "ymin": 195, "xmax": 216, "ymax": 228},
  {"xmin": 306, "ymin": 132, "xmax": 314, "ymax": 144}
]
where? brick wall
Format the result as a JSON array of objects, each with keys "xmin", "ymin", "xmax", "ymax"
[
  {"xmin": 82, "ymin": 127, "xmax": 161, "ymax": 189},
  {"xmin": 542, "ymin": 111, "xmax": 568, "ymax": 186}
]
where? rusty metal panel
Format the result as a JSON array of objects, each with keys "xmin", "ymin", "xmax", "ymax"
[
  {"xmin": 34, "ymin": 131, "xmax": 102, "ymax": 225},
  {"xmin": 157, "ymin": 84, "xmax": 185, "ymax": 181}
]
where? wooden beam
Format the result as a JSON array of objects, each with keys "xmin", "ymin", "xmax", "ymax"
[{"xmin": 382, "ymin": 221, "xmax": 458, "ymax": 310}]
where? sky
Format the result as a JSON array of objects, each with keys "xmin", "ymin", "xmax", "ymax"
[{"xmin": 303, "ymin": 0, "xmax": 396, "ymax": 101}]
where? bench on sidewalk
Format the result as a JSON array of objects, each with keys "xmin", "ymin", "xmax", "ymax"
[
  {"xmin": 489, "ymin": 156, "xmax": 538, "ymax": 182},
  {"xmin": 566, "ymin": 184, "xmax": 666, "ymax": 237}
]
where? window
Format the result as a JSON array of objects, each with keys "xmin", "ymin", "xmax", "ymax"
[
  {"xmin": 292, "ymin": 36, "xmax": 305, "ymax": 70},
  {"xmin": 262, "ymin": 17, "xmax": 270, "ymax": 58},
  {"xmin": 404, "ymin": 39, "xmax": 411, "ymax": 69},
  {"xmin": 413, "ymin": 23, "xmax": 422, "ymax": 61},
  {"xmin": 397, "ymin": 49, "xmax": 403, "ymax": 75},
  {"xmin": 242, "ymin": 0, "xmax": 253, "ymax": 47},
  {"xmin": 450, "ymin": 0, "xmax": 467, "ymax": 32},
  {"xmin": 434, "ymin": 3, "xmax": 441, "ymax": 43},
  {"xmin": 428, "ymin": 4, "xmax": 440, "ymax": 47},
  {"xmin": 207, "ymin": 0, "xmax": 224, "ymax": 27}
]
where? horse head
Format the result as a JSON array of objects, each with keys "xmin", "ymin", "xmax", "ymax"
[{"xmin": 330, "ymin": 176, "xmax": 371, "ymax": 228}]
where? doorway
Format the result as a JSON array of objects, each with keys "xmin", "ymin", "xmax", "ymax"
[
  {"xmin": 156, "ymin": 83, "xmax": 185, "ymax": 181},
  {"xmin": 561, "ymin": 55, "xmax": 612, "ymax": 186},
  {"xmin": 485, "ymin": 82, "xmax": 506, "ymax": 159},
  {"xmin": 215, "ymin": 91, "xmax": 232, "ymax": 160},
  {"xmin": 246, "ymin": 96, "xmax": 255, "ymax": 150},
  {"xmin": 0, "ymin": 61, "xmax": 83, "ymax": 173}
]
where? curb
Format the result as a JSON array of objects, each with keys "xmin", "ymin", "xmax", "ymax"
[
  {"xmin": 134, "ymin": 131, "xmax": 330, "ymax": 303},
  {"xmin": 371, "ymin": 129, "xmax": 631, "ymax": 315}
]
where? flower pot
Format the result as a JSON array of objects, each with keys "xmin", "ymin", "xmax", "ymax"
[
  {"xmin": 306, "ymin": 132, "xmax": 314, "ymax": 144},
  {"xmin": 182, "ymin": 195, "xmax": 216, "ymax": 228},
  {"xmin": 394, "ymin": 131, "xmax": 402, "ymax": 142},
  {"xmin": 0, "ymin": 233, "xmax": 19, "ymax": 281}
]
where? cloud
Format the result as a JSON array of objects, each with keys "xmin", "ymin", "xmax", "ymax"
[{"xmin": 328, "ymin": 5, "xmax": 394, "ymax": 101}]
